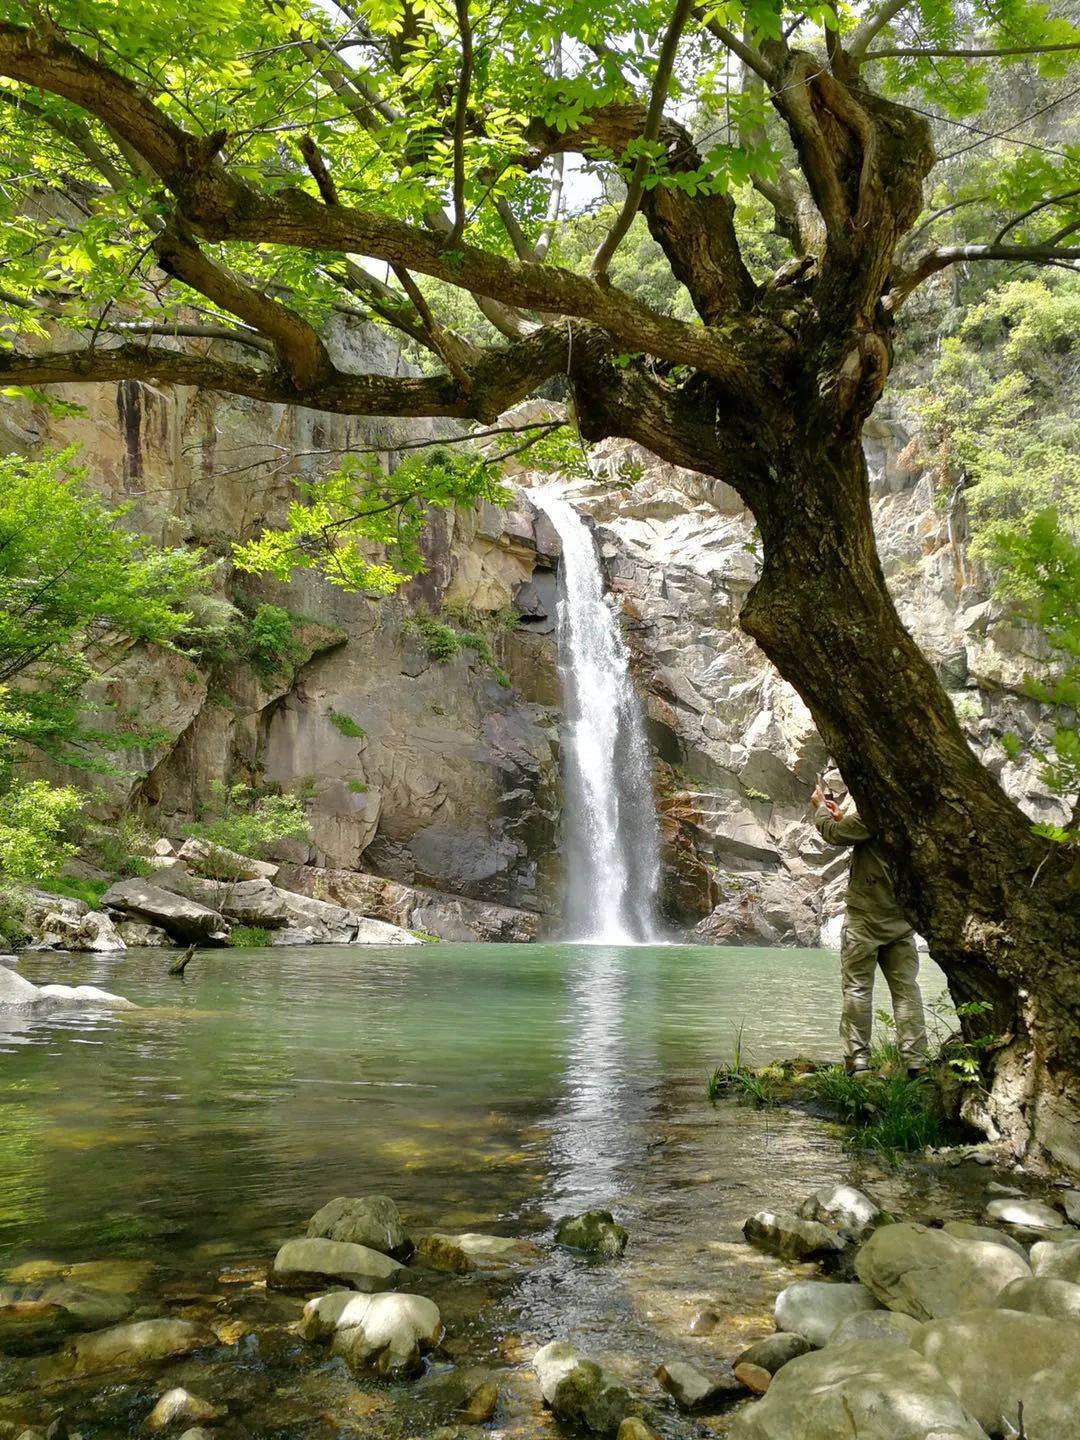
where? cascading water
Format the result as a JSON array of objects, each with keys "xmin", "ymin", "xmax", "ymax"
[{"xmin": 532, "ymin": 490, "xmax": 661, "ymax": 944}]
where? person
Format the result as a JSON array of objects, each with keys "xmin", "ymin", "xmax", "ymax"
[{"xmin": 811, "ymin": 781, "xmax": 928, "ymax": 1076}]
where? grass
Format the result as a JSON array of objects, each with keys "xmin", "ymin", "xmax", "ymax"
[
  {"xmin": 46, "ymin": 875, "xmax": 110, "ymax": 908},
  {"xmin": 227, "ymin": 924, "xmax": 272, "ymax": 948},
  {"xmin": 800, "ymin": 1067, "xmax": 944, "ymax": 1160},
  {"xmin": 329, "ymin": 711, "xmax": 366, "ymax": 739},
  {"xmin": 404, "ymin": 611, "xmax": 511, "ymax": 688}
]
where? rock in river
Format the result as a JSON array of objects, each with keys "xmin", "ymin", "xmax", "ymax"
[
  {"xmin": 0, "ymin": 1281, "xmax": 131, "ymax": 1352},
  {"xmin": 743, "ymin": 1211, "xmax": 845, "ymax": 1262},
  {"xmin": 995, "ymin": 1275, "xmax": 1080, "ymax": 1321},
  {"xmin": 555, "ymin": 1210, "xmax": 628, "ymax": 1258},
  {"xmin": 774, "ymin": 1281, "xmax": 880, "ymax": 1347},
  {"xmin": 306, "ymin": 1195, "xmax": 413, "ymax": 1260},
  {"xmin": 1032, "ymin": 1237, "xmax": 1080, "ymax": 1284},
  {"xmin": 327, "ymin": 1292, "xmax": 443, "ymax": 1377},
  {"xmin": 855, "ymin": 1221, "xmax": 1030, "ymax": 1320},
  {"xmin": 985, "ymin": 1196, "xmax": 1068, "ymax": 1232},
  {"xmin": 735, "ymin": 1334, "xmax": 812, "ymax": 1375},
  {"xmin": 65, "ymin": 1318, "xmax": 216, "ymax": 1376},
  {"xmin": 146, "ymin": 1388, "xmax": 225, "ymax": 1431},
  {"xmin": 534, "ymin": 1340, "xmax": 642, "ymax": 1437},
  {"xmin": 0, "ymin": 965, "xmax": 136, "ymax": 1014},
  {"xmin": 727, "ymin": 1339, "xmax": 986, "ymax": 1440},
  {"xmin": 269, "ymin": 1237, "xmax": 403, "ymax": 1292},
  {"xmin": 656, "ymin": 1360, "xmax": 741, "ymax": 1412},
  {"xmin": 414, "ymin": 1232, "xmax": 541, "ymax": 1272},
  {"xmin": 797, "ymin": 1184, "xmax": 881, "ymax": 1235}
]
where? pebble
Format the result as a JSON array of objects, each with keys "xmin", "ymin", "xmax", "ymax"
[{"xmin": 734, "ymin": 1360, "xmax": 772, "ymax": 1394}]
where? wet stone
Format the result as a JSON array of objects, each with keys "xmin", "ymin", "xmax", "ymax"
[
  {"xmin": 734, "ymin": 1361, "xmax": 772, "ymax": 1394},
  {"xmin": 555, "ymin": 1210, "xmax": 628, "ymax": 1259},
  {"xmin": 457, "ymin": 1380, "xmax": 498, "ymax": 1424},
  {"xmin": 688, "ymin": 1307, "xmax": 721, "ymax": 1336},
  {"xmin": 306, "ymin": 1196, "xmax": 413, "ymax": 1261},
  {"xmin": 655, "ymin": 1361, "xmax": 741, "ymax": 1413},
  {"xmin": 735, "ymin": 1332, "xmax": 812, "ymax": 1374},
  {"xmin": 743, "ymin": 1211, "xmax": 845, "ymax": 1262},
  {"xmin": 145, "ymin": 1389, "xmax": 225, "ymax": 1431}
]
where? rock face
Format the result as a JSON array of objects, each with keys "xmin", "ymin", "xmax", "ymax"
[
  {"xmin": 727, "ymin": 1339, "xmax": 987, "ymax": 1440},
  {"xmin": 306, "ymin": 1196, "xmax": 412, "ymax": 1260},
  {"xmin": 855, "ymin": 1222, "xmax": 1031, "ymax": 1320},
  {"xmin": 268, "ymin": 1237, "xmax": 404, "ymax": 1292}
]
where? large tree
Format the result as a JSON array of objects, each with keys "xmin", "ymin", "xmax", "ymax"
[{"xmin": 0, "ymin": 0, "xmax": 1078, "ymax": 1161}]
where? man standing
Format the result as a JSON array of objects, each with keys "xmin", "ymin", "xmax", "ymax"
[{"xmin": 811, "ymin": 783, "xmax": 929, "ymax": 1076}]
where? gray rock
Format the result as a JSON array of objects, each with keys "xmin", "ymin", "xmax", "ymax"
[
  {"xmin": 268, "ymin": 926, "xmax": 324, "ymax": 946},
  {"xmin": 414, "ymin": 1232, "xmax": 542, "ymax": 1272},
  {"xmin": 555, "ymin": 1210, "xmax": 628, "ymax": 1258},
  {"xmin": 146, "ymin": 1388, "xmax": 225, "ymax": 1430},
  {"xmin": 0, "ymin": 965, "xmax": 136, "ymax": 1014},
  {"xmin": 0, "ymin": 1281, "xmax": 131, "ymax": 1353},
  {"xmin": 855, "ymin": 1221, "xmax": 1031, "ymax": 1320},
  {"xmin": 66, "ymin": 1318, "xmax": 215, "ymax": 1375},
  {"xmin": 985, "ymin": 1196, "xmax": 1067, "ymax": 1231},
  {"xmin": 774, "ymin": 1281, "xmax": 880, "ymax": 1347},
  {"xmin": 534, "ymin": 1342, "xmax": 642, "ymax": 1436},
  {"xmin": 827, "ymin": 1309, "xmax": 921, "ymax": 1347},
  {"xmin": 269, "ymin": 1237, "xmax": 404, "ymax": 1293},
  {"xmin": 727, "ymin": 1339, "xmax": 987, "ymax": 1440},
  {"xmin": 913, "ymin": 1308, "xmax": 1080, "ymax": 1436},
  {"xmin": 1031, "ymin": 1237, "xmax": 1080, "ymax": 1284},
  {"xmin": 101, "ymin": 878, "xmax": 227, "ymax": 943},
  {"xmin": 735, "ymin": 1333, "xmax": 812, "ymax": 1374},
  {"xmin": 1063, "ymin": 1190, "xmax": 1080, "ymax": 1226},
  {"xmin": 656, "ymin": 1360, "xmax": 738, "ymax": 1412},
  {"xmin": 36, "ymin": 909, "xmax": 126, "ymax": 952},
  {"xmin": 351, "ymin": 917, "xmax": 424, "ymax": 945},
  {"xmin": 797, "ymin": 1184, "xmax": 881, "ymax": 1234},
  {"xmin": 277, "ymin": 890, "xmax": 356, "ymax": 943},
  {"xmin": 306, "ymin": 1196, "xmax": 412, "ymax": 1260},
  {"xmin": 116, "ymin": 921, "xmax": 172, "ymax": 948},
  {"xmin": 743, "ymin": 1211, "xmax": 845, "ymax": 1262},
  {"xmin": 327, "ymin": 1292, "xmax": 442, "ymax": 1377},
  {"xmin": 996, "ymin": 1276, "xmax": 1080, "ymax": 1321},
  {"xmin": 217, "ymin": 879, "xmax": 289, "ymax": 927},
  {"xmin": 178, "ymin": 838, "xmax": 278, "ymax": 881},
  {"xmin": 688, "ymin": 1307, "xmax": 720, "ymax": 1335},
  {"xmin": 941, "ymin": 1220, "xmax": 1029, "ymax": 1259},
  {"xmin": 0, "ymin": 964, "xmax": 43, "ymax": 1009}
]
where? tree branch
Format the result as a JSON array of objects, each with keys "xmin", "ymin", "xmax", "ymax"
[
  {"xmin": 691, "ymin": 6, "xmax": 776, "ymax": 84},
  {"xmin": 887, "ymin": 243, "xmax": 1080, "ymax": 309},
  {"xmin": 846, "ymin": 0, "xmax": 912, "ymax": 63},
  {"xmin": 993, "ymin": 189, "xmax": 1080, "ymax": 244},
  {"xmin": 866, "ymin": 41, "xmax": 1080, "ymax": 60}
]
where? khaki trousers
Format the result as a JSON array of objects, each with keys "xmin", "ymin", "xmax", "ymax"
[{"xmin": 840, "ymin": 927, "xmax": 928, "ymax": 1067}]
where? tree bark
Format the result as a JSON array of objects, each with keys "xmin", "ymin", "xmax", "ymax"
[{"xmin": 737, "ymin": 427, "xmax": 1080, "ymax": 1167}]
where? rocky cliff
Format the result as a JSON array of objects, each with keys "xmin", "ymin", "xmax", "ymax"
[{"xmin": 1, "ymin": 323, "xmax": 1064, "ymax": 945}]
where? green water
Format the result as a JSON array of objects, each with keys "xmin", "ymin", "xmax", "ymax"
[{"xmin": 0, "ymin": 942, "xmax": 953, "ymax": 1437}]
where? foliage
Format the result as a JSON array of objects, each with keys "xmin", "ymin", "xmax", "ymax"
[
  {"xmin": 233, "ymin": 450, "xmax": 511, "ymax": 595},
  {"xmin": 404, "ymin": 611, "xmax": 511, "ymax": 687},
  {"xmin": 47, "ymin": 874, "xmax": 110, "ymax": 909},
  {"xmin": 0, "ymin": 886, "xmax": 29, "ymax": 948},
  {"xmin": 247, "ymin": 604, "xmax": 303, "ymax": 681},
  {"xmin": 0, "ymin": 780, "xmax": 81, "ymax": 883},
  {"xmin": 80, "ymin": 811, "xmax": 154, "ymax": 879},
  {"xmin": 227, "ymin": 924, "xmax": 272, "ymax": 948},
  {"xmin": 328, "ymin": 711, "xmax": 366, "ymax": 739},
  {"xmin": 186, "ymin": 781, "xmax": 310, "ymax": 867},
  {"xmin": 0, "ymin": 448, "xmax": 213, "ymax": 767}
]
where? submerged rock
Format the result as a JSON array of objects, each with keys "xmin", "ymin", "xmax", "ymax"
[
  {"xmin": 146, "ymin": 1388, "xmax": 225, "ymax": 1431},
  {"xmin": 414, "ymin": 1232, "xmax": 542, "ymax": 1272},
  {"xmin": 727, "ymin": 1339, "xmax": 986, "ymax": 1440},
  {"xmin": 743, "ymin": 1211, "xmax": 845, "ymax": 1262},
  {"xmin": 269, "ymin": 1237, "xmax": 403, "ymax": 1292},
  {"xmin": 855, "ymin": 1221, "xmax": 1031, "ymax": 1320},
  {"xmin": 534, "ymin": 1341, "xmax": 642, "ymax": 1436},
  {"xmin": 656, "ymin": 1360, "xmax": 740, "ymax": 1412},
  {"xmin": 306, "ymin": 1196, "xmax": 412, "ymax": 1260},
  {"xmin": 774, "ymin": 1281, "xmax": 880, "ymax": 1347},
  {"xmin": 688, "ymin": 1307, "xmax": 721, "ymax": 1335},
  {"xmin": 328, "ymin": 1292, "xmax": 443, "ymax": 1377},
  {"xmin": 913, "ymin": 1308, "xmax": 1080, "ymax": 1436},
  {"xmin": 735, "ymin": 1333, "xmax": 812, "ymax": 1374},
  {"xmin": 555, "ymin": 1210, "xmax": 628, "ymax": 1258},
  {"xmin": 457, "ymin": 1379, "xmax": 499, "ymax": 1423},
  {"xmin": 66, "ymin": 1318, "xmax": 215, "ymax": 1375}
]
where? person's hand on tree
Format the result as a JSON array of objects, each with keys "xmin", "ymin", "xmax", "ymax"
[
  {"xmin": 825, "ymin": 798, "xmax": 842, "ymax": 819},
  {"xmin": 811, "ymin": 784, "xmax": 824, "ymax": 808}
]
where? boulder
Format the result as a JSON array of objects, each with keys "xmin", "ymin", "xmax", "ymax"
[
  {"xmin": 797, "ymin": 1185, "xmax": 880, "ymax": 1234},
  {"xmin": 727, "ymin": 1339, "xmax": 987, "ymax": 1440},
  {"xmin": 216, "ymin": 879, "xmax": 289, "ymax": 928},
  {"xmin": 534, "ymin": 1341, "xmax": 641, "ymax": 1436},
  {"xmin": 306, "ymin": 1196, "xmax": 412, "ymax": 1260},
  {"xmin": 36, "ymin": 982, "xmax": 136, "ymax": 1010},
  {"xmin": 1031, "ymin": 1237, "xmax": 1080, "ymax": 1283},
  {"xmin": 101, "ymin": 878, "xmax": 228, "ymax": 943},
  {"xmin": 328, "ymin": 1292, "xmax": 443, "ymax": 1377},
  {"xmin": 828, "ymin": 1309, "xmax": 921, "ymax": 1347},
  {"xmin": 0, "ymin": 964, "xmax": 45, "ymax": 1009},
  {"xmin": 277, "ymin": 890, "xmax": 356, "ymax": 944},
  {"xmin": 116, "ymin": 921, "xmax": 172, "ymax": 948},
  {"xmin": 36, "ymin": 908, "xmax": 126, "ymax": 952},
  {"xmin": 269, "ymin": 927, "xmax": 324, "ymax": 946},
  {"xmin": 414, "ymin": 1233, "xmax": 542, "ymax": 1272},
  {"xmin": 855, "ymin": 1222, "xmax": 1031, "ymax": 1320},
  {"xmin": 66, "ymin": 1318, "xmax": 215, "ymax": 1375},
  {"xmin": 555, "ymin": 1210, "xmax": 628, "ymax": 1258},
  {"xmin": 996, "ymin": 1276, "xmax": 1080, "ymax": 1321},
  {"xmin": 269, "ymin": 1237, "xmax": 403, "ymax": 1293},
  {"xmin": 941, "ymin": 1220, "xmax": 1028, "ymax": 1259},
  {"xmin": 1063, "ymin": 1190, "xmax": 1080, "ymax": 1227},
  {"xmin": 178, "ymin": 838, "xmax": 278, "ymax": 881},
  {"xmin": 656, "ymin": 1360, "xmax": 740, "ymax": 1412},
  {"xmin": 774, "ymin": 1281, "xmax": 880, "ymax": 1347},
  {"xmin": 743, "ymin": 1211, "xmax": 845, "ymax": 1262},
  {"xmin": 351, "ymin": 917, "xmax": 424, "ymax": 945},
  {"xmin": 146, "ymin": 1388, "xmax": 225, "ymax": 1431},
  {"xmin": 913, "ymin": 1308, "xmax": 1080, "ymax": 1436},
  {"xmin": 735, "ymin": 1333, "xmax": 812, "ymax": 1374},
  {"xmin": 985, "ymin": 1196, "xmax": 1068, "ymax": 1232}
]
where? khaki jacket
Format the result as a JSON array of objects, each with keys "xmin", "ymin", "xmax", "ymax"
[{"xmin": 814, "ymin": 804, "xmax": 912, "ymax": 944}]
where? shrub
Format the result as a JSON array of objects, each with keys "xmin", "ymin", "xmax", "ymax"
[
  {"xmin": 0, "ymin": 780, "xmax": 82, "ymax": 883},
  {"xmin": 186, "ymin": 781, "xmax": 310, "ymax": 864}
]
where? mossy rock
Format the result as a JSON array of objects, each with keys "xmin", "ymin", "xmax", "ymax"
[{"xmin": 555, "ymin": 1210, "xmax": 628, "ymax": 1259}]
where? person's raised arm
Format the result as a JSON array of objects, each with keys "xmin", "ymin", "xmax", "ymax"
[{"xmin": 811, "ymin": 785, "xmax": 872, "ymax": 845}]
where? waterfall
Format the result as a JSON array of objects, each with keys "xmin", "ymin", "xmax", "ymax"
[{"xmin": 532, "ymin": 491, "xmax": 661, "ymax": 944}]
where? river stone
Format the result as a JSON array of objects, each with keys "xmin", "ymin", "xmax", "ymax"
[
  {"xmin": 37, "ymin": 982, "xmax": 136, "ymax": 1010},
  {"xmin": 0, "ymin": 964, "xmax": 42, "ymax": 1008},
  {"xmin": 774, "ymin": 1281, "xmax": 880, "ymax": 1347},
  {"xmin": 306, "ymin": 1196, "xmax": 412, "ymax": 1260},
  {"xmin": 101, "ymin": 878, "xmax": 227, "ymax": 943},
  {"xmin": 656, "ymin": 1360, "xmax": 736, "ymax": 1411},
  {"xmin": 941, "ymin": 1220, "xmax": 1028, "ymax": 1259},
  {"xmin": 329, "ymin": 1292, "xmax": 443, "ymax": 1377},
  {"xmin": 269, "ymin": 1237, "xmax": 403, "ymax": 1292},
  {"xmin": 617, "ymin": 1421, "xmax": 658, "ymax": 1440},
  {"xmin": 297, "ymin": 1290, "xmax": 353, "ymax": 1341},
  {"xmin": 1063, "ymin": 1190, "xmax": 1080, "ymax": 1226},
  {"xmin": 146, "ymin": 1388, "xmax": 225, "ymax": 1431},
  {"xmin": 66, "ymin": 1318, "xmax": 216, "ymax": 1375},
  {"xmin": 414, "ymin": 1232, "xmax": 542, "ymax": 1272},
  {"xmin": 534, "ymin": 1341, "xmax": 642, "ymax": 1434},
  {"xmin": 855, "ymin": 1222, "xmax": 1031, "ymax": 1320},
  {"xmin": 743, "ymin": 1211, "xmax": 845, "ymax": 1262},
  {"xmin": 66, "ymin": 1259, "xmax": 156, "ymax": 1294},
  {"xmin": 1032, "ymin": 1237, "xmax": 1080, "ymax": 1283},
  {"xmin": 797, "ymin": 1184, "xmax": 881, "ymax": 1234},
  {"xmin": 985, "ymin": 1196, "xmax": 1067, "ymax": 1231},
  {"xmin": 827, "ymin": 1309, "xmax": 921, "ymax": 1347},
  {"xmin": 689, "ymin": 1306, "xmax": 721, "ymax": 1335},
  {"xmin": 458, "ymin": 1380, "xmax": 498, "ymax": 1424},
  {"xmin": 727, "ymin": 1339, "xmax": 987, "ymax": 1440},
  {"xmin": 734, "ymin": 1361, "xmax": 772, "ymax": 1394},
  {"xmin": 555, "ymin": 1210, "xmax": 628, "ymax": 1258},
  {"xmin": 352, "ymin": 917, "xmax": 424, "ymax": 945},
  {"xmin": 913, "ymin": 1308, "xmax": 1080, "ymax": 1436},
  {"xmin": 736, "ymin": 1333, "xmax": 812, "ymax": 1374},
  {"xmin": 996, "ymin": 1276, "xmax": 1080, "ymax": 1320}
]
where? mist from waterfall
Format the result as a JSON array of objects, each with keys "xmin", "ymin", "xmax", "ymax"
[{"xmin": 532, "ymin": 490, "xmax": 661, "ymax": 944}]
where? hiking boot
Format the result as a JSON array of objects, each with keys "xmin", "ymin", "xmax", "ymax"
[{"xmin": 845, "ymin": 1059, "xmax": 871, "ymax": 1076}]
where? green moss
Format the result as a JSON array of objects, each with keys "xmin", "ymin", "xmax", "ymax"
[{"xmin": 329, "ymin": 711, "xmax": 366, "ymax": 739}]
